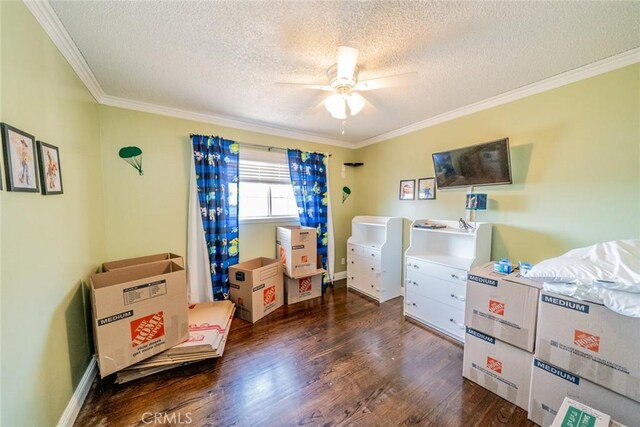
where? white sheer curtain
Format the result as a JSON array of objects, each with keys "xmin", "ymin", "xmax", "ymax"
[
  {"xmin": 326, "ymin": 155, "xmax": 335, "ymax": 283},
  {"xmin": 186, "ymin": 154, "xmax": 213, "ymax": 303}
]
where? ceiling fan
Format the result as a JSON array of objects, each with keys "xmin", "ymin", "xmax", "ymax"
[{"xmin": 277, "ymin": 46, "xmax": 417, "ymax": 120}]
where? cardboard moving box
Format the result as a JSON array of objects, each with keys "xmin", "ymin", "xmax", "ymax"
[
  {"xmin": 551, "ymin": 399, "xmax": 630, "ymax": 427},
  {"xmin": 529, "ymin": 357, "xmax": 640, "ymax": 427},
  {"xmin": 466, "ymin": 263, "xmax": 542, "ymax": 352},
  {"xmin": 284, "ymin": 269, "xmax": 324, "ymax": 305},
  {"xmin": 276, "ymin": 226, "xmax": 317, "ymax": 277},
  {"xmin": 462, "ymin": 326, "xmax": 533, "ymax": 410},
  {"xmin": 116, "ymin": 301, "xmax": 236, "ymax": 379},
  {"xmin": 550, "ymin": 397, "xmax": 611, "ymax": 427},
  {"xmin": 90, "ymin": 260, "xmax": 189, "ymax": 377},
  {"xmin": 536, "ymin": 291, "xmax": 640, "ymax": 402},
  {"xmin": 229, "ymin": 257, "xmax": 283, "ymax": 323},
  {"xmin": 102, "ymin": 252, "xmax": 184, "ymax": 271}
]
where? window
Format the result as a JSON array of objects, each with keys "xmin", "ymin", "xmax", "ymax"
[{"xmin": 239, "ymin": 149, "xmax": 299, "ymax": 222}]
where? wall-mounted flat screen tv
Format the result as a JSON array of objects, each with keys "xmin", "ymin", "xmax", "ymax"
[{"xmin": 432, "ymin": 138, "xmax": 512, "ymax": 189}]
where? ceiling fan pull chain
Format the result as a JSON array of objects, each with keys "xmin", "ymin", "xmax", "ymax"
[{"xmin": 341, "ymin": 120, "xmax": 346, "ymax": 135}]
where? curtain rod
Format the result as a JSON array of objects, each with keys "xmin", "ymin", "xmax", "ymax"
[{"xmin": 189, "ymin": 134, "xmax": 331, "ymax": 157}]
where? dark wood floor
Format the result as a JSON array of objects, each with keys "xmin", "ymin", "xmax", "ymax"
[{"xmin": 75, "ymin": 284, "xmax": 535, "ymax": 426}]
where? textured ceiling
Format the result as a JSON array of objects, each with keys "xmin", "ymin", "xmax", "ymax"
[{"xmin": 49, "ymin": 1, "xmax": 640, "ymax": 144}]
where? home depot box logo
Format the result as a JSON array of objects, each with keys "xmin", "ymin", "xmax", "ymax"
[
  {"xmin": 264, "ymin": 285, "xmax": 276, "ymax": 305},
  {"xmin": 299, "ymin": 277, "xmax": 312, "ymax": 293},
  {"xmin": 487, "ymin": 356, "xmax": 503, "ymax": 374},
  {"xmin": 489, "ymin": 299, "xmax": 505, "ymax": 316},
  {"xmin": 130, "ymin": 311, "xmax": 165, "ymax": 347},
  {"xmin": 574, "ymin": 329, "xmax": 600, "ymax": 353}
]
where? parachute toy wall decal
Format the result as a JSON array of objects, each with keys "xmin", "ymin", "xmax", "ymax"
[
  {"xmin": 342, "ymin": 186, "xmax": 351, "ymax": 203},
  {"xmin": 119, "ymin": 146, "xmax": 143, "ymax": 175}
]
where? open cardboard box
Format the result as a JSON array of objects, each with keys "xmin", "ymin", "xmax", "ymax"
[
  {"xmin": 101, "ymin": 252, "xmax": 184, "ymax": 272},
  {"xmin": 90, "ymin": 260, "xmax": 189, "ymax": 377}
]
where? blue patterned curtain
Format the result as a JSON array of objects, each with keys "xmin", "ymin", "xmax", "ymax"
[
  {"xmin": 287, "ymin": 149, "xmax": 329, "ymax": 290},
  {"xmin": 191, "ymin": 135, "xmax": 239, "ymax": 300}
]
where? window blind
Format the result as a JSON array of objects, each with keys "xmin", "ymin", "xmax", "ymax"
[{"xmin": 239, "ymin": 159, "xmax": 291, "ymax": 185}]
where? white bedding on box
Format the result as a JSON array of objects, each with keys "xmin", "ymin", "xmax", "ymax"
[{"xmin": 525, "ymin": 240, "xmax": 640, "ymax": 317}]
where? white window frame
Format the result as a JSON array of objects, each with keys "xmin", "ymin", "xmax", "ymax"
[{"xmin": 238, "ymin": 148, "xmax": 300, "ymax": 225}]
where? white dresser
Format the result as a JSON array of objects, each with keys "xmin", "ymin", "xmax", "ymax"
[
  {"xmin": 404, "ymin": 219, "xmax": 492, "ymax": 342},
  {"xmin": 347, "ymin": 216, "xmax": 402, "ymax": 303}
]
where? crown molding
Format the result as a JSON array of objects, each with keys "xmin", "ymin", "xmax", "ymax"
[
  {"xmin": 24, "ymin": 0, "xmax": 105, "ymax": 102},
  {"xmin": 25, "ymin": 0, "xmax": 639, "ymax": 150},
  {"xmin": 355, "ymin": 48, "xmax": 640, "ymax": 149},
  {"xmin": 22, "ymin": 0, "xmax": 352, "ymax": 148},
  {"xmin": 100, "ymin": 95, "xmax": 353, "ymax": 148}
]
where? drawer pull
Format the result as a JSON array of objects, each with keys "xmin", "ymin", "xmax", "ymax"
[
  {"xmin": 449, "ymin": 318, "xmax": 465, "ymax": 330},
  {"xmin": 450, "ymin": 294, "xmax": 466, "ymax": 302},
  {"xmin": 370, "ymin": 253, "xmax": 375, "ymax": 257}
]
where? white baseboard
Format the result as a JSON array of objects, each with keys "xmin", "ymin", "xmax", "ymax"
[
  {"xmin": 333, "ymin": 271, "xmax": 347, "ymax": 281},
  {"xmin": 57, "ymin": 356, "xmax": 97, "ymax": 427}
]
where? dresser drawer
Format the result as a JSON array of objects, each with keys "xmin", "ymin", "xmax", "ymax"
[
  {"xmin": 347, "ymin": 255, "xmax": 363, "ymax": 272},
  {"xmin": 347, "ymin": 243, "xmax": 362, "ymax": 257},
  {"xmin": 348, "ymin": 272, "xmax": 380, "ymax": 299},
  {"xmin": 361, "ymin": 247, "xmax": 381, "ymax": 262},
  {"xmin": 348, "ymin": 255, "xmax": 382, "ymax": 275},
  {"xmin": 405, "ymin": 292, "xmax": 466, "ymax": 341},
  {"xmin": 361, "ymin": 255, "xmax": 382, "ymax": 274},
  {"xmin": 405, "ymin": 271, "xmax": 466, "ymax": 311},
  {"xmin": 406, "ymin": 258, "xmax": 467, "ymax": 285}
]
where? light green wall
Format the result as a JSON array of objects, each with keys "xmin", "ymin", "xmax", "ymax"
[
  {"xmin": 0, "ymin": 2, "xmax": 638, "ymax": 425},
  {"xmin": 98, "ymin": 105, "xmax": 357, "ymax": 271},
  {"xmin": 354, "ymin": 64, "xmax": 640, "ymax": 263},
  {"xmin": 0, "ymin": 3, "xmax": 106, "ymax": 426}
]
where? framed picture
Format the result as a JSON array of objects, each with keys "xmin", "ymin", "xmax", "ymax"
[
  {"xmin": 399, "ymin": 179, "xmax": 415, "ymax": 200},
  {"xmin": 418, "ymin": 177, "xmax": 436, "ymax": 200},
  {"xmin": 37, "ymin": 141, "xmax": 63, "ymax": 195},
  {"xmin": 1, "ymin": 123, "xmax": 39, "ymax": 192}
]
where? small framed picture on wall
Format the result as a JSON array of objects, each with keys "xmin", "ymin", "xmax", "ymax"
[
  {"xmin": 37, "ymin": 141, "xmax": 63, "ymax": 195},
  {"xmin": 1, "ymin": 123, "xmax": 39, "ymax": 192},
  {"xmin": 399, "ymin": 179, "xmax": 415, "ymax": 200},
  {"xmin": 418, "ymin": 177, "xmax": 436, "ymax": 200}
]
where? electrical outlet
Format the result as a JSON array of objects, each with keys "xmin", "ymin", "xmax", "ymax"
[{"xmin": 341, "ymin": 258, "xmax": 345, "ymax": 265}]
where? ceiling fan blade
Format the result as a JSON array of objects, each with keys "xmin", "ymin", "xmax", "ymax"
[
  {"xmin": 336, "ymin": 46, "xmax": 359, "ymax": 79},
  {"xmin": 275, "ymin": 82, "xmax": 333, "ymax": 91},
  {"xmin": 354, "ymin": 72, "xmax": 418, "ymax": 91}
]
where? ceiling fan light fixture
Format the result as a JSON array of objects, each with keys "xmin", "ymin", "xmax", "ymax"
[
  {"xmin": 325, "ymin": 93, "xmax": 347, "ymax": 119},
  {"xmin": 346, "ymin": 93, "xmax": 366, "ymax": 115}
]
